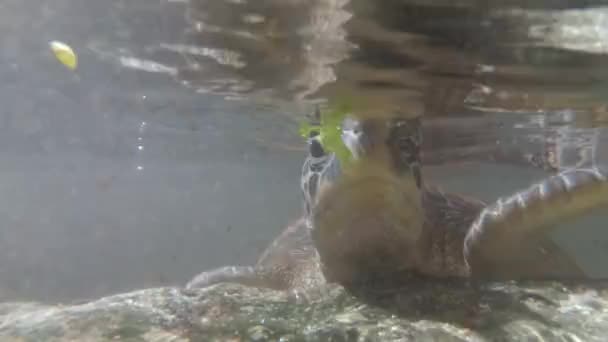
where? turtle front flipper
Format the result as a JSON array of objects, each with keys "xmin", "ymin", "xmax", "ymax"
[
  {"xmin": 464, "ymin": 167, "xmax": 608, "ymax": 279},
  {"xmin": 186, "ymin": 266, "xmax": 272, "ymax": 289}
]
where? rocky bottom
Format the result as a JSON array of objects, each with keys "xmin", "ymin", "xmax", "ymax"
[{"xmin": 0, "ymin": 279, "xmax": 607, "ymax": 341}]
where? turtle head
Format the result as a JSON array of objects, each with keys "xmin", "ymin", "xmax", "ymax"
[
  {"xmin": 300, "ymin": 132, "xmax": 342, "ymax": 224},
  {"xmin": 341, "ymin": 115, "xmax": 423, "ymax": 188}
]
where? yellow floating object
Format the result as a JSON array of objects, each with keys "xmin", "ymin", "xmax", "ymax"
[{"xmin": 49, "ymin": 40, "xmax": 77, "ymax": 70}]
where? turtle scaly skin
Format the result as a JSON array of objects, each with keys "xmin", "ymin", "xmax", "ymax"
[
  {"xmin": 186, "ymin": 135, "xmax": 334, "ymax": 292},
  {"xmin": 186, "ymin": 115, "xmax": 608, "ymax": 292},
  {"xmin": 186, "ymin": 217, "xmax": 324, "ymax": 291}
]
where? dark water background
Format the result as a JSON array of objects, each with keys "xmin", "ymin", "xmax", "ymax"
[{"xmin": 2, "ymin": 0, "xmax": 608, "ymax": 302}]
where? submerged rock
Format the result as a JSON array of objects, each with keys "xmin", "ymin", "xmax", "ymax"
[{"xmin": 0, "ymin": 281, "xmax": 607, "ymax": 341}]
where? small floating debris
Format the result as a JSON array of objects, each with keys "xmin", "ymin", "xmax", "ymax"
[{"xmin": 49, "ymin": 40, "xmax": 78, "ymax": 70}]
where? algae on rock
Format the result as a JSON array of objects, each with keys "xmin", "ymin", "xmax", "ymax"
[{"xmin": 1, "ymin": 280, "xmax": 608, "ymax": 341}]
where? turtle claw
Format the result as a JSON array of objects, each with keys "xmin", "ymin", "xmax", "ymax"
[{"xmin": 464, "ymin": 166, "xmax": 608, "ymax": 277}]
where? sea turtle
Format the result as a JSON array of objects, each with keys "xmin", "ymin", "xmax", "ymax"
[{"xmin": 186, "ymin": 115, "xmax": 608, "ymax": 292}]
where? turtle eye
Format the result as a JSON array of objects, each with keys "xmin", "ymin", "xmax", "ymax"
[
  {"xmin": 386, "ymin": 118, "xmax": 423, "ymax": 186},
  {"xmin": 387, "ymin": 119, "xmax": 421, "ymax": 159}
]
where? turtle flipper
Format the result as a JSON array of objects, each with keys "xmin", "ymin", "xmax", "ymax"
[
  {"xmin": 464, "ymin": 167, "xmax": 608, "ymax": 278},
  {"xmin": 186, "ymin": 266, "xmax": 269, "ymax": 289}
]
